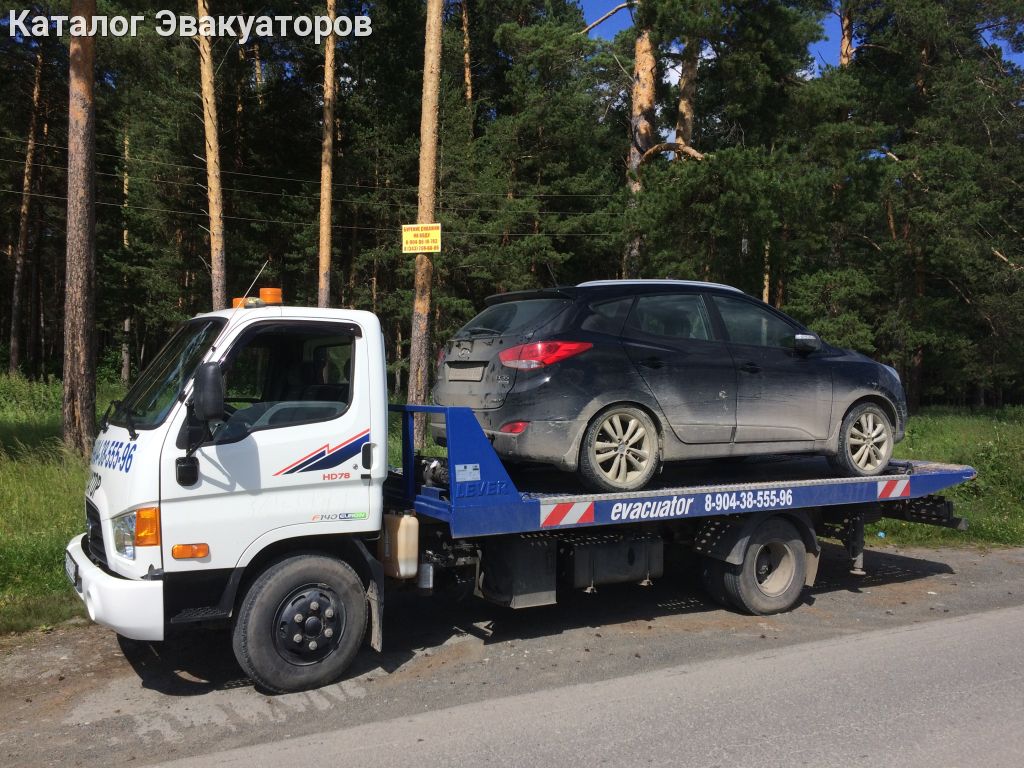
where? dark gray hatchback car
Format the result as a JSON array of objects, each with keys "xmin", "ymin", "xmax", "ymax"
[{"xmin": 432, "ymin": 280, "xmax": 907, "ymax": 492}]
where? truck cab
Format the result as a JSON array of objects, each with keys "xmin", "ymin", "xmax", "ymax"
[{"xmin": 67, "ymin": 303, "xmax": 388, "ymax": 660}]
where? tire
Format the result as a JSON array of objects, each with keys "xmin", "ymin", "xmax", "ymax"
[
  {"xmin": 699, "ymin": 556, "xmax": 734, "ymax": 609},
  {"xmin": 232, "ymin": 554, "xmax": 367, "ymax": 694},
  {"xmin": 722, "ymin": 518, "xmax": 806, "ymax": 615},
  {"xmin": 578, "ymin": 406, "xmax": 660, "ymax": 492},
  {"xmin": 832, "ymin": 402, "xmax": 894, "ymax": 477}
]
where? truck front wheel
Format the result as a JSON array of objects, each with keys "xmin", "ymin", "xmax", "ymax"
[
  {"xmin": 722, "ymin": 518, "xmax": 806, "ymax": 615},
  {"xmin": 232, "ymin": 554, "xmax": 367, "ymax": 693}
]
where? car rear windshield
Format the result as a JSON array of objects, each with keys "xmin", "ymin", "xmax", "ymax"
[{"xmin": 454, "ymin": 298, "xmax": 570, "ymax": 338}]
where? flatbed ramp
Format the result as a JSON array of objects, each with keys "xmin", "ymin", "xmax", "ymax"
[{"xmin": 389, "ymin": 406, "xmax": 976, "ymax": 539}]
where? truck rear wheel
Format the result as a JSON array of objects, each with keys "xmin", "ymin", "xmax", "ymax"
[
  {"xmin": 722, "ymin": 518, "xmax": 806, "ymax": 615},
  {"xmin": 698, "ymin": 556, "xmax": 733, "ymax": 608},
  {"xmin": 232, "ymin": 554, "xmax": 367, "ymax": 694}
]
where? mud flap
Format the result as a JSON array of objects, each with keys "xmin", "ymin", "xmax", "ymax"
[
  {"xmin": 366, "ymin": 579, "xmax": 383, "ymax": 652},
  {"xmin": 352, "ymin": 538, "xmax": 385, "ymax": 652}
]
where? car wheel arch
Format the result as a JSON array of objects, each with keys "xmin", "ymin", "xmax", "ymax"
[
  {"xmin": 558, "ymin": 393, "xmax": 667, "ymax": 472},
  {"xmin": 837, "ymin": 394, "xmax": 899, "ymax": 440}
]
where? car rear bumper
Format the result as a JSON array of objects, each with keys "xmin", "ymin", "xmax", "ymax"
[
  {"xmin": 65, "ymin": 534, "xmax": 164, "ymax": 641},
  {"xmin": 430, "ymin": 413, "xmax": 582, "ymax": 470}
]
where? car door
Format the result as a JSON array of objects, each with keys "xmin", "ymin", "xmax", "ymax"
[
  {"xmin": 159, "ymin": 320, "xmax": 376, "ymax": 577},
  {"xmin": 620, "ymin": 292, "xmax": 736, "ymax": 444},
  {"xmin": 709, "ymin": 294, "xmax": 832, "ymax": 443}
]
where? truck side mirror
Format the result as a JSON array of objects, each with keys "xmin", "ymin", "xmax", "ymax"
[
  {"xmin": 793, "ymin": 333, "xmax": 822, "ymax": 353},
  {"xmin": 192, "ymin": 362, "xmax": 224, "ymax": 422}
]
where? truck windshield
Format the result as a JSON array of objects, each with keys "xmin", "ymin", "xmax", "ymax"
[{"xmin": 111, "ymin": 318, "xmax": 226, "ymax": 430}]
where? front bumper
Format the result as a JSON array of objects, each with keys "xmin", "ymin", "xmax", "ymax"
[{"xmin": 65, "ymin": 534, "xmax": 164, "ymax": 641}]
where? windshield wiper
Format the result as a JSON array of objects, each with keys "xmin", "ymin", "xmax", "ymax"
[
  {"xmin": 110, "ymin": 399, "xmax": 139, "ymax": 440},
  {"xmin": 100, "ymin": 401, "xmax": 116, "ymax": 433},
  {"xmin": 462, "ymin": 326, "xmax": 503, "ymax": 337}
]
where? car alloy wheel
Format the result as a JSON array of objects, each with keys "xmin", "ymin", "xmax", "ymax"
[
  {"xmin": 847, "ymin": 409, "xmax": 891, "ymax": 472},
  {"xmin": 593, "ymin": 412, "xmax": 651, "ymax": 485},
  {"xmin": 584, "ymin": 408, "xmax": 658, "ymax": 490}
]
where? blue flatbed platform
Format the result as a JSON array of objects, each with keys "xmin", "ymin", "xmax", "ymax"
[{"xmin": 388, "ymin": 406, "xmax": 976, "ymax": 539}]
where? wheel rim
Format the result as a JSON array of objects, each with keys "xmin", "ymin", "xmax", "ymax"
[
  {"xmin": 271, "ymin": 583, "xmax": 346, "ymax": 666},
  {"xmin": 753, "ymin": 542, "xmax": 796, "ymax": 598},
  {"xmin": 847, "ymin": 410, "xmax": 891, "ymax": 472},
  {"xmin": 591, "ymin": 412, "xmax": 652, "ymax": 486}
]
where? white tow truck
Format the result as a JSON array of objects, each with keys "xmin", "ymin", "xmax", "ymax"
[{"xmin": 66, "ymin": 292, "xmax": 975, "ymax": 692}]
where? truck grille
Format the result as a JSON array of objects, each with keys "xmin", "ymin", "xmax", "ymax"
[{"xmin": 84, "ymin": 499, "xmax": 108, "ymax": 567}]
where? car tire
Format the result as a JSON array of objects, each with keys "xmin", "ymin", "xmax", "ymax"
[
  {"xmin": 232, "ymin": 554, "xmax": 367, "ymax": 694},
  {"xmin": 832, "ymin": 402, "xmax": 895, "ymax": 477},
  {"xmin": 722, "ymin": 517, "xmax": 806, "ymax": 615},
  {"xmin": 579, "ymin": 405, "xmax": 660, "ymax": 492}
]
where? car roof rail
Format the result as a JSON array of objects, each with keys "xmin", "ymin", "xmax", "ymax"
[{"xmin": 576, "ymin": 279, "xmax": 742, "ymax": 293}]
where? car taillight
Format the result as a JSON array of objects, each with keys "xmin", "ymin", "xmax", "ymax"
[
  {"xmin": 498, "ymin": 341, "xmax": 593, "ymax": 370},
  {"xmin": 499, "ymin": 421, "xmax": 529, "ymax": 434}
]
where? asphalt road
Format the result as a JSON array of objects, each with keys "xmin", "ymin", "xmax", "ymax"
[
  {"xmin": 164, "ymin": 605, "xmax": 1024, "ymax": 768},
  {"xmin": 3, "ymin": 544, "xmax": 1024, "ymax": 767}
]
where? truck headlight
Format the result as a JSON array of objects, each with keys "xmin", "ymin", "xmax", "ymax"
[{"xmin": 112, "ymin": 511, "xmax": 136, "ymax": 560}]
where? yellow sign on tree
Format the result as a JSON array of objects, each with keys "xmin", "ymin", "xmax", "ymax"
[{"xmin": 402, "ymin": 223, "xmax": 441, "ymax": 254}]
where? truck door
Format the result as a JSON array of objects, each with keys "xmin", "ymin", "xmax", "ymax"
[
  {"xmin": 159, "ymin": 320, "xmax": 376, "ymax": 574},
  {"xmin": 620, "ymin": 292, "xmax": 736, "ymax": 444}
]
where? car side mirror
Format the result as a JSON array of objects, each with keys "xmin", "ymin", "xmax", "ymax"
[
  {"xmin": 793, "ymin": 333, "xmax": 822, "ymax": 353},
  {"xmin": 192, "ymin": 362, "xmax": 224, "ymax": 423}
]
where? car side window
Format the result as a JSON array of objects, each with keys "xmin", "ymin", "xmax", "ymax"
[
  {"xmin": 713, "ymin": 296, "xmax": 796, "ymax": 348},
  {"xmin": 214, "ymin": 323, "xmax": 355, "ymax": 442},
  {"xmin": 580, "ymin": 297, "xmax": 634, "ymax": 334},
  {"xmin": 625, "ymin": 294, "xmax": 712, "ymax": 341}
]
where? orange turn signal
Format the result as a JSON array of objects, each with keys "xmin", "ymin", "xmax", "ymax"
[
  {"xmin": 171, "ymin": 543, "xmax": 210, "ymax": 560},
  {"xmin": 133, "ymin": 507, "xmax": 161, "ymax": 547}
]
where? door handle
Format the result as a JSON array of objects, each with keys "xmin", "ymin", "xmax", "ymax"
[
  {"xmin": 637, "ymin": 357, "xmax": 664, "ymax": 369},
  {"xmin": 360, "ymin": 441, "xmax": 375, "ymax": 479},
  {"xmin": 739, "ymin": 362, "xmax": 761, "ymax": 374}
]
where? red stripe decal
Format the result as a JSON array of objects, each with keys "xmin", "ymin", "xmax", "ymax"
[
  {"xmin": 879, "ymin": 479, "xmax": 898, "ymax": 498},
  {"xmin": 274, "ymin": 428, "xmax": 371, "ymax": 476},
  {"xmin": 897, "ymin": 480, "xmax": 911, "ymax": 497},
  {"xmin": 542, "ymin": 503, "xmax": 575, "ymax": 528},
  {"xmin": 578, "ymin": 503, "xmax": 595, "ymax": 523}
]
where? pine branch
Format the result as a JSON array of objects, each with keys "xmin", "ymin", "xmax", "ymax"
[
  {"xmin": 639, "ymin": 142, "xmax": 705, "ymax": 164},
  {"xmin": 579, "ymin": 2, "xmax": 635, "ymax": 35}
]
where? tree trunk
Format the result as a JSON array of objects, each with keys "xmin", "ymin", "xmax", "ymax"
[
  {"xmin": 461, "ymin": 1, "xmax": 473, "ymax": 105},
  {"xmin": 197, "ymin": 0, "xmax": 226, "ymax": 310},
  {"xmin": 251, "ymin": 43, "xmax": 264, "ymax": 107},
  {"xmin": 623, "ymin": 26, "xmax": 657, "ymax": 278},
  {"xmin": 121, "ymin": 132, "xmax": 131, "ymax": 383},
  {"xmin": 9, "ymin": 47, "xmax": 44, "ymax": 374},
  {"xmin": 407, "ymin": 0, "xmax": 444, "ymax": 447},
  {"xmin": 674, "ymin": 41, "xmax": 698, "ymax": 160},
  {"xmin": 762, "ymin": 241, "xmax": 771, "ymax": 303},
  {"xmin": 63, "ymin": 0, "xmax": 98, "ymax": 455},
  {"xmin": 317, "ymin": 0, "xmax": 338, "ymax": 308},
  {"xmin": 839, "ymin": 4, "xmax": 854, "ymax": 68}
]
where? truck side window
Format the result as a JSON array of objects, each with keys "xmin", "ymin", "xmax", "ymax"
[{"xmin": 214, "ymin": 323, "xmax": 355, "ymax": 443}]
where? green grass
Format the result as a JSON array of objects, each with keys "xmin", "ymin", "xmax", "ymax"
[
  {"xmin": 1, "ymin": 374, "xmax": 1021, "ymax": 633},
  {"xmin": 872, "ymin": 406, "xmax": 1024, "ymax": 546},
  {"xmin": 0, "ymin": 375, "xmax": 122, "ymax": 633}
]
